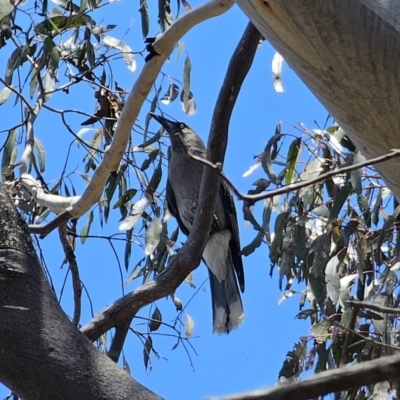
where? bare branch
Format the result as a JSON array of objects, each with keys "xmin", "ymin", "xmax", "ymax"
[
  {"xmin": 208, "ymin": 354, "xmax": 400, "ymax": 400},
  {"xmin": 58, "ymin": 223, "xmax": 82, "ymax": 326},
  {"xmin": 347, "ymin": 300, "xmax": 400, "ymax": 315},
  {"xmin": 81, "ymin": 21, "xmax": 261, "ymax": 341},
  {"xmin": 186, "ymin": 147, "xmax": 400, "ymax": 205}
]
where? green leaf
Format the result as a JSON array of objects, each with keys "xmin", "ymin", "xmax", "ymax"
[
  {"xmin": 261, "ymin": 133, "xmax": 283, "ymax": 185},
  {"xmin": 357, "ymin": 194, "xmax": 371, "ymax": 228},
  {"xmin": 269, "ymin": 212, "xmax": 289, "ymax": 264},
  {"xmin": 113, "ymin": 188, "xmax": 137, "ymax": 209},
  {"xmin": 145, "ymin": 217, "xmax": 163, "ymax": 257},
  {"xmin": 371, "ymin": 188, "xmax": 382, "ymax": 226},
  {"xmin": 278, "ymin": 289, "xmax": 296, "ymax": 305},
  {"xmin": 311, "ymin": 319, "xmax": 332, "ymax": 343},
  {"xmin": 143, "ymin": 335, "xmax": 152, "ymax": 370},
  {"xmin": 285, "ymin": 137, "xmax": 301, "ymax": 185},
  {"xmin": 149, "ymin": 307, "xmax": 162, "ymax": 332},
  {"xmin": 44, "ymin": 37, "xmax": 60, "ymax": 70},
  {"xmin": 325, "ymin": 255, "xmax": 341, "ymax": 304},
  {"xmin": 80, "ymin": 210, "xmax": 94, "ymax": 244},
  {"xmin": 328, "ymin": 183, "xmax": 351, "ymax": 223},
  {"xmin": 33, "ymin": 136, "xmax": 46, "ymax": 173},
  {"xmin": 1, "ymin": 128, "xmax": 18, "ymax": 182},
  {"xmin": 0, "ymin": 86, "xmax": 13, "ymax": 106},
  {"xmin": 182, "ymin": 54, "xmax": 191, "ymax": 112},
  {"xmin": 161, "ymin": 83, "xmax": 179, "ymax": 105},
  {"xmin": 139, "ymin": 0, "xmax": 149, "ymax": 38},
  {"xmin": 125, "ymin": 256, "xmax": 146, "ymax": 285},
  {"xmin": 158, "ymin": 0, "xmax": 172, "ymax": 32},
  {"xmin": 179, "ymin": 89, "xmax": 196, "ymax": 116},
  {"xmin": 294, "ymin": 309, "xmax": 317, "ymax": 320},
  {"xmin": 146, "ymin": 159, "xmax": 162, "ymax": 196},
  {"xmin": 86, "ymin": 40, "xmax": 95, "ymax": 69}
]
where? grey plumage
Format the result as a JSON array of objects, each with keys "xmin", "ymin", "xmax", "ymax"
[{"xmin": 150, "ymin": 113, "xmax": 245, "ymax": 333}]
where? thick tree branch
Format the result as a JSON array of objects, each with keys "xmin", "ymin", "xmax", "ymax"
[
  {"xmin": 81, "ymin": 21, "xmax": 261, "ymax": 341},
  {"xmin": 235, "ymin": 1, "xmax": 400, "ymax": 200},
  {"xmin": 19, "ymin": 0, "xmax": 234, "ymax": 231},
  {"xmin": 0, "ymin": 186, "xmax": 162, "ymax": 400},
  {"xmin": 209, "ymin": 353, "xmax": 400, "ymax": 400}
]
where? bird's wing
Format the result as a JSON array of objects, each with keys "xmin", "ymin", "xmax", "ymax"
[
  {"xmin": 216, "ymin": 181, "xmax": 245, "ymax": 293},
  {"xmin": 166, "ymin": 178, "xmax": 190, "ymax": 236}
]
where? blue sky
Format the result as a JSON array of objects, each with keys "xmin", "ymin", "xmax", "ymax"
[{"xmin": 1, "ymin": 1, "xmax": 328, "ymax": 399}]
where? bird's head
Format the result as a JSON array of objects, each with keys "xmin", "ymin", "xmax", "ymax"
[{"xmin": 149, "ymin": 113, "xmax": 206, "ymax": 156}]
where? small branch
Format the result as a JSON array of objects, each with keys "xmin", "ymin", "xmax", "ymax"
[
  {"xmin": 29, "ymin": 210, "xmax": 72, "ymax": 237},
  {"xmin": 347, "ymin": 300, "xmax": 400, "ymax": 315},
  {"xmin": 187, "ymin": 148, "xmax": 400, "ymax": 205},
  {"xmin": 208, "ymin": 354, "xmax": 400, "ymax": 400},
  {"xmin": 108, "ymin": 323, "xmax": 130, "ymax": 363},
  {"xmin": 339, "ymin": 304, "xmax": 360, "ymax": 370},
  {"xmin": 81, "ymin": 20, "xmax": 260, "ymax": 341},
  {"xmin": 58, "ymin": 222, "xmax": 81, "ymax": 326}
]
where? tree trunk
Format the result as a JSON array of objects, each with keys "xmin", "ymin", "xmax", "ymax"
[
  {"xmin": 0, "ymin": 187, "xmax": 161, "ymax": 400},
  {"xmin": 235, "ymin": 0, "xmax": 400, "ymax": 199}
]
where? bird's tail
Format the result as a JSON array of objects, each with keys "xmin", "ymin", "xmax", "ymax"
[{"xmin": 208, "ymin": 250, "xmax": 244, "ymax": 334}]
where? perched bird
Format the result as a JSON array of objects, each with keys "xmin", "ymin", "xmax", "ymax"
[{"xmin": 150, "ymin": 113, "xmax": 245, "ymax": 333}]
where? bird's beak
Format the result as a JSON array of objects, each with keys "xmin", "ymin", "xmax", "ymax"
[{"xmin": 149, "ymin": 112, "xmax": 176, "ymax": 133}]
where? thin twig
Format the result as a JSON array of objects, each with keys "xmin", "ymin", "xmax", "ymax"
[
  {"xmin": 186, "ymin": 148, "xmax": 400, "ymax": 205},
  {"xmin": 29, "ymin": 211, "xmax": 72, "ymax": 237},
  {"xmin": 347, "ymin": 300, "xmax": 400, "ymax": 315},
  {"xmin": 58, "ymin": 222, "xmax": 82, "ymax": 326}
]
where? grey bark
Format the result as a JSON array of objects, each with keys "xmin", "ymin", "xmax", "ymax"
[
  {"xmin": 235, "ymin": 0, "xmax": 400, "ymax": 199},
  {"xmin": 0, "ymin": 186, "xmax": 162, "ymax": 400}
]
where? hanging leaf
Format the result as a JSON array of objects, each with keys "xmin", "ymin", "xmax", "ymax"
[
  {"xmin": 146, "ymin": 159, "xmax": 162, "ymax": 196},
  {"xmin": 44, "ymin": 37, "xmax": 60, "ymax": 70},
  {"xmin": 185, "ymin": 313, "xmax": 194, "ymax": 337},
  {"xmin": 180, "ymin": 89, "xmax": 196, "ymax": 116},
  {"xmin": 328, "ymin": 183, "xmax": 351, "ymax": 223},
  {"xmin": 158, "ymin": 0, "xmax": 173, "ymax": 32},
  {"xmin": 33, "ymin": 137, "xmax": 46, "ymax": 173},
  {"xmin": 161, "ymin": 83, "xmax": 179, "ymax": 105},
  {"xmin": 0, "ymin": 86, "xmax": 13, "ymax": 106},
  {"xmin": 311, "ymin": 319, "xmax": 332, "ymax": 343},
  {"xmin": 125, "ymin": 256, "xmax": 146, "ymax": 285},
  {"xmin": 144, "ymin": 87, "xmax": 162, "ymax": 143},
  {"xmin": 182, "ymin": 54, "xmax": 193, "ymax": 113},
  {"xmin": 139, "ymin": 0, "xmax": 149, "ymax": 38},
  {"xmin": 325, "ymin": 255, "xmax": 341, "ymax": 304},
  {"xmin": 278, "ymin": 289, "xmax": 296, "ymax": 305},
  {"xmin": 119, "ymin": 197, "xmax": 149, "ymax": 230},
  {"xmin": 143, "ymin": 335, "xmax": 152, "ymax": 370},
  {"xmin": 149, "ymin": 307, "xmax": 162, "ymax": 332},
  {"xmin": 272, "ymin": 52, "xmax": 284, "ymax": 93},
  {"xmin": 285, "ymin": 137, "xmax": 301, "ymax": 185},
  {"xmin": 80, "ymin": 210, "xmax": 94, "ymax": 244},
  {"xmin": 145, "ymin": 217, "xmax": 163, "ymax": 257},
  {"xmin": 357, "ymin": 194, "xmax": 371, "ymax": 228},
  {"xmin": 371, "ymin": 188, "xmax": 382, "ymax": 226},
  {"xmin": 1, "ymin": 128, "xmax": 18, "ymax": 182},
  {"xmin": 350, "ymin": 151, "xmax": 366, "ymax": 195},
  {"xmin": 113, "ymin": 188, "xmax": 137, "ymax": 209}
]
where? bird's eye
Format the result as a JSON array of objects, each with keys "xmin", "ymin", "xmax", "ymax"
[{"xmin": 179, "ymin": 123, "xmax": 185, "ymax": 129}]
